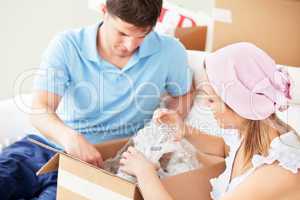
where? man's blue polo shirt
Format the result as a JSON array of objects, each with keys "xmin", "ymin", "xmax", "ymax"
[{"xmin": 33, "ymin": 23, "xmax": 193, "ymax": 145}]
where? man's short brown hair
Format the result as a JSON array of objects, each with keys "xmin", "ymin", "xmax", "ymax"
[{"xmin": 106, "ymin": 0, "xmax": 163, "ymax": 28}]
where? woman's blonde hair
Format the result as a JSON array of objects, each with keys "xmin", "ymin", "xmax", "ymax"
[{"xmin": 243, "ymin": 113, "xmax": 299, "ymax": 167}]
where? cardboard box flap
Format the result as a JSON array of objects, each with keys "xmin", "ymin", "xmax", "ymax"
[
  {"xmin": 37, "ymin": 153, "xmax": 60, "ymax": 175},
  {"xmin": 94, "ymin": 138, "xmax": 129, "ymax": 160},
  {"xmin": 161, "ymin": 162, "xmax": 225, "ymax": 200},
  {"xmin": 30, "ymin": 137, "xmax": 133, "ymax": 179},
  {"xmin": 134, "ymin": 187, "xmax": 143, "ymax": 200},
  {"xmin": 27, "ymin": 137, "xmax": 64, "ymax": 154},
  {"xmin": 28, "ymin": 138, "xmax": 76, "ymax": 175}
]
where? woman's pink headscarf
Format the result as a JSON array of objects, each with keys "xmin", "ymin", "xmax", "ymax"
[{"xmin": 205, "ymin": 42, "xmax": 292, "ymax": 120}]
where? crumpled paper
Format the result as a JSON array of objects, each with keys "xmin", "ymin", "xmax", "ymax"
[{"xmin": 103, "ymin": 114, "xmax": 201, "ymax": 183}]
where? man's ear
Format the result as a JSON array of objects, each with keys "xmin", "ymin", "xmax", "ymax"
[
  {"xmin": 99, "ymin": 3, "xmax": 107, "ymax": 17},
  {"xmin": 101, "ymin": 4, "xmax": 107, "ymax": 13}
]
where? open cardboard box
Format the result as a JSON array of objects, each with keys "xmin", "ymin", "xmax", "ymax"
[{"xmin": 30, "ymin": 134, "xmax": 225, "ymax": 200}]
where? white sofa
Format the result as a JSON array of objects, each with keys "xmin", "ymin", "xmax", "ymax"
[
  {"xmin": 0, "ymin": 94, "xmax": 37, "ymax": 149},
  {"xmin": 0, "ymin": 51, "xmax": 299, "ymax": 150}
]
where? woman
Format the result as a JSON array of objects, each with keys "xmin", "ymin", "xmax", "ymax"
[{"xmin": 119, "ymin": 43, "xmax": 300, "ymax": 200}]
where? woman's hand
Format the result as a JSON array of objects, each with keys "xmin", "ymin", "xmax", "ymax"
[
  {"xmin": 119, "ymin": 147, "xmax": 157, "ymax": 177},
  {"xmin": 120, "ymin": 147, "xmax": 174, "ymax": 200},
  {"xmin": 153, "ymin": 109, "xmax": 187, "ymax": 141}
]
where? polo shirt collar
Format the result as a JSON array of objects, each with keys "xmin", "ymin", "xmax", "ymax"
[
  {"xmin": 81, "ymin": 23, "xmax": 161, "ymax": 64},
  {"xmin": 121, "ymin": 31, "xmax": 161, "ymax": 71},
  {"xmin": 81, "ymin": 23, "xmax": 102, "ymax": 63},
  {"xmin": 137, "ymin": 31, "xmax": 161, "ymax": 58}
]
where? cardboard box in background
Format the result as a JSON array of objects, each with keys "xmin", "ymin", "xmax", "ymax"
[
  {"xmin": 175, "ymin": 26, "xmax": 207, "ymax": 51},
  {"xmin": 32, "ymin": 136, "xmax": 225, "ymax": 200},
  {"xmin": 212, "ymin": 0, "xmax": 300, "ymax": 67}
]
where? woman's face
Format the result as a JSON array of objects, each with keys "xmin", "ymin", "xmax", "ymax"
[{"xmin": 197, "ymin": 68, "xmax": 246, "ymax": 130}]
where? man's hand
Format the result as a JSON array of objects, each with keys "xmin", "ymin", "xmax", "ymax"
[
  {"xmin": 63, "ymin": 133, "xmax": 104, "ymax": 168},
  {"xmin": 30, "ymin": 91, "xmax": 104, "ymax": 168},
  {"xmin": 163, "ymin": 82, "xmax": 195, "ymax": 119},
  {"xmin": 153, "ymin": 109, "xmax": 187, "ymax": 141}
]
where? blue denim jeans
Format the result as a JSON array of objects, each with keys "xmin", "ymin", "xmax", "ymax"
[{"xmin": 0, "ymin": 135, "xmax": 58, "ymax": 200}]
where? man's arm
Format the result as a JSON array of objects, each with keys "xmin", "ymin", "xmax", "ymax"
[
  {"xmin": 30, "ymin": 91, "xmax": 103, "ymax": 167},
  {"xmin": 164, "ymin": 80, "xmax": 195, "ymax": 119}
]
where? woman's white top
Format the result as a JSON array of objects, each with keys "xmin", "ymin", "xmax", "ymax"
[{"xmin": 210, "ymin": 130, "xmax": 300, "ymax": 200}]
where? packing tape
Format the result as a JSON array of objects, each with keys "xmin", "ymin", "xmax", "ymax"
[{"xmin": 212, "ymin": 8, "xmax": 232, "ymax": 23}]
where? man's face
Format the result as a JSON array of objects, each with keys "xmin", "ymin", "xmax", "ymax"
[{"xmin": 102, "ymin": 13, "xmax": 152, "ymax": 58}]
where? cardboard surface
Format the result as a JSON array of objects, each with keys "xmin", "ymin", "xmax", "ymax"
[
  {"xmin": 35, "ymin": 137, "xmax": 225, "ymax": 200},
  {"xmin": 94, "ymin": 138, "xmax": 128, "ymax": 160},
  {"xmin": 161, "ymin": 162, "xmax": 225, "ymax": 200},
  {"xmin": 37, "ymin": 153, "xmax": 60, "ymax": 175},
  {"xmin": 175, "ymin": 26, "xmax": 207, "ymax": 51},
  {"xmin": 213, "ymin": 0, "xmax": 300, "ymax": 67},
  {"xmin": 57, "ymin": 187, "xmax": 90, "ymax": 200},
  {"xmin": 57, "ymin": 154, "xmax": 138, "ymax": 200}
]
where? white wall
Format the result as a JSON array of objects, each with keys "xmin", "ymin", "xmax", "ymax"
[
  {"xmin": 170, "ymin": 0, "xmax": 213, "ymax": 15},
  {"xmin": 0, "ymin": 0, "xmax": 100, "ymax": 100}
]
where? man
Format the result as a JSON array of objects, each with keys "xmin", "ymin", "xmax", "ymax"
[{"xmin": 0, "ymin": 0, "xmax": 193, "ymax": 199}]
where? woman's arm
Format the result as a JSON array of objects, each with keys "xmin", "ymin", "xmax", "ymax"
[
  {"xmin": 136, "ymin": 170, "xmax": 173, "ymax": 200},
  {"xmin": 155, "ymin": 109, "xmax": 227, "ymax": 158},
  {"xmin": 164, "ymin": 81, "xmax": 196, "ymax": 119},
  {"xmin": 221, "ymin": 164, "xmax": 300, "ymax": 200},
  {"xmin": 184, "ymin": 124, "xmax": 227, "ymax": 158}
]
